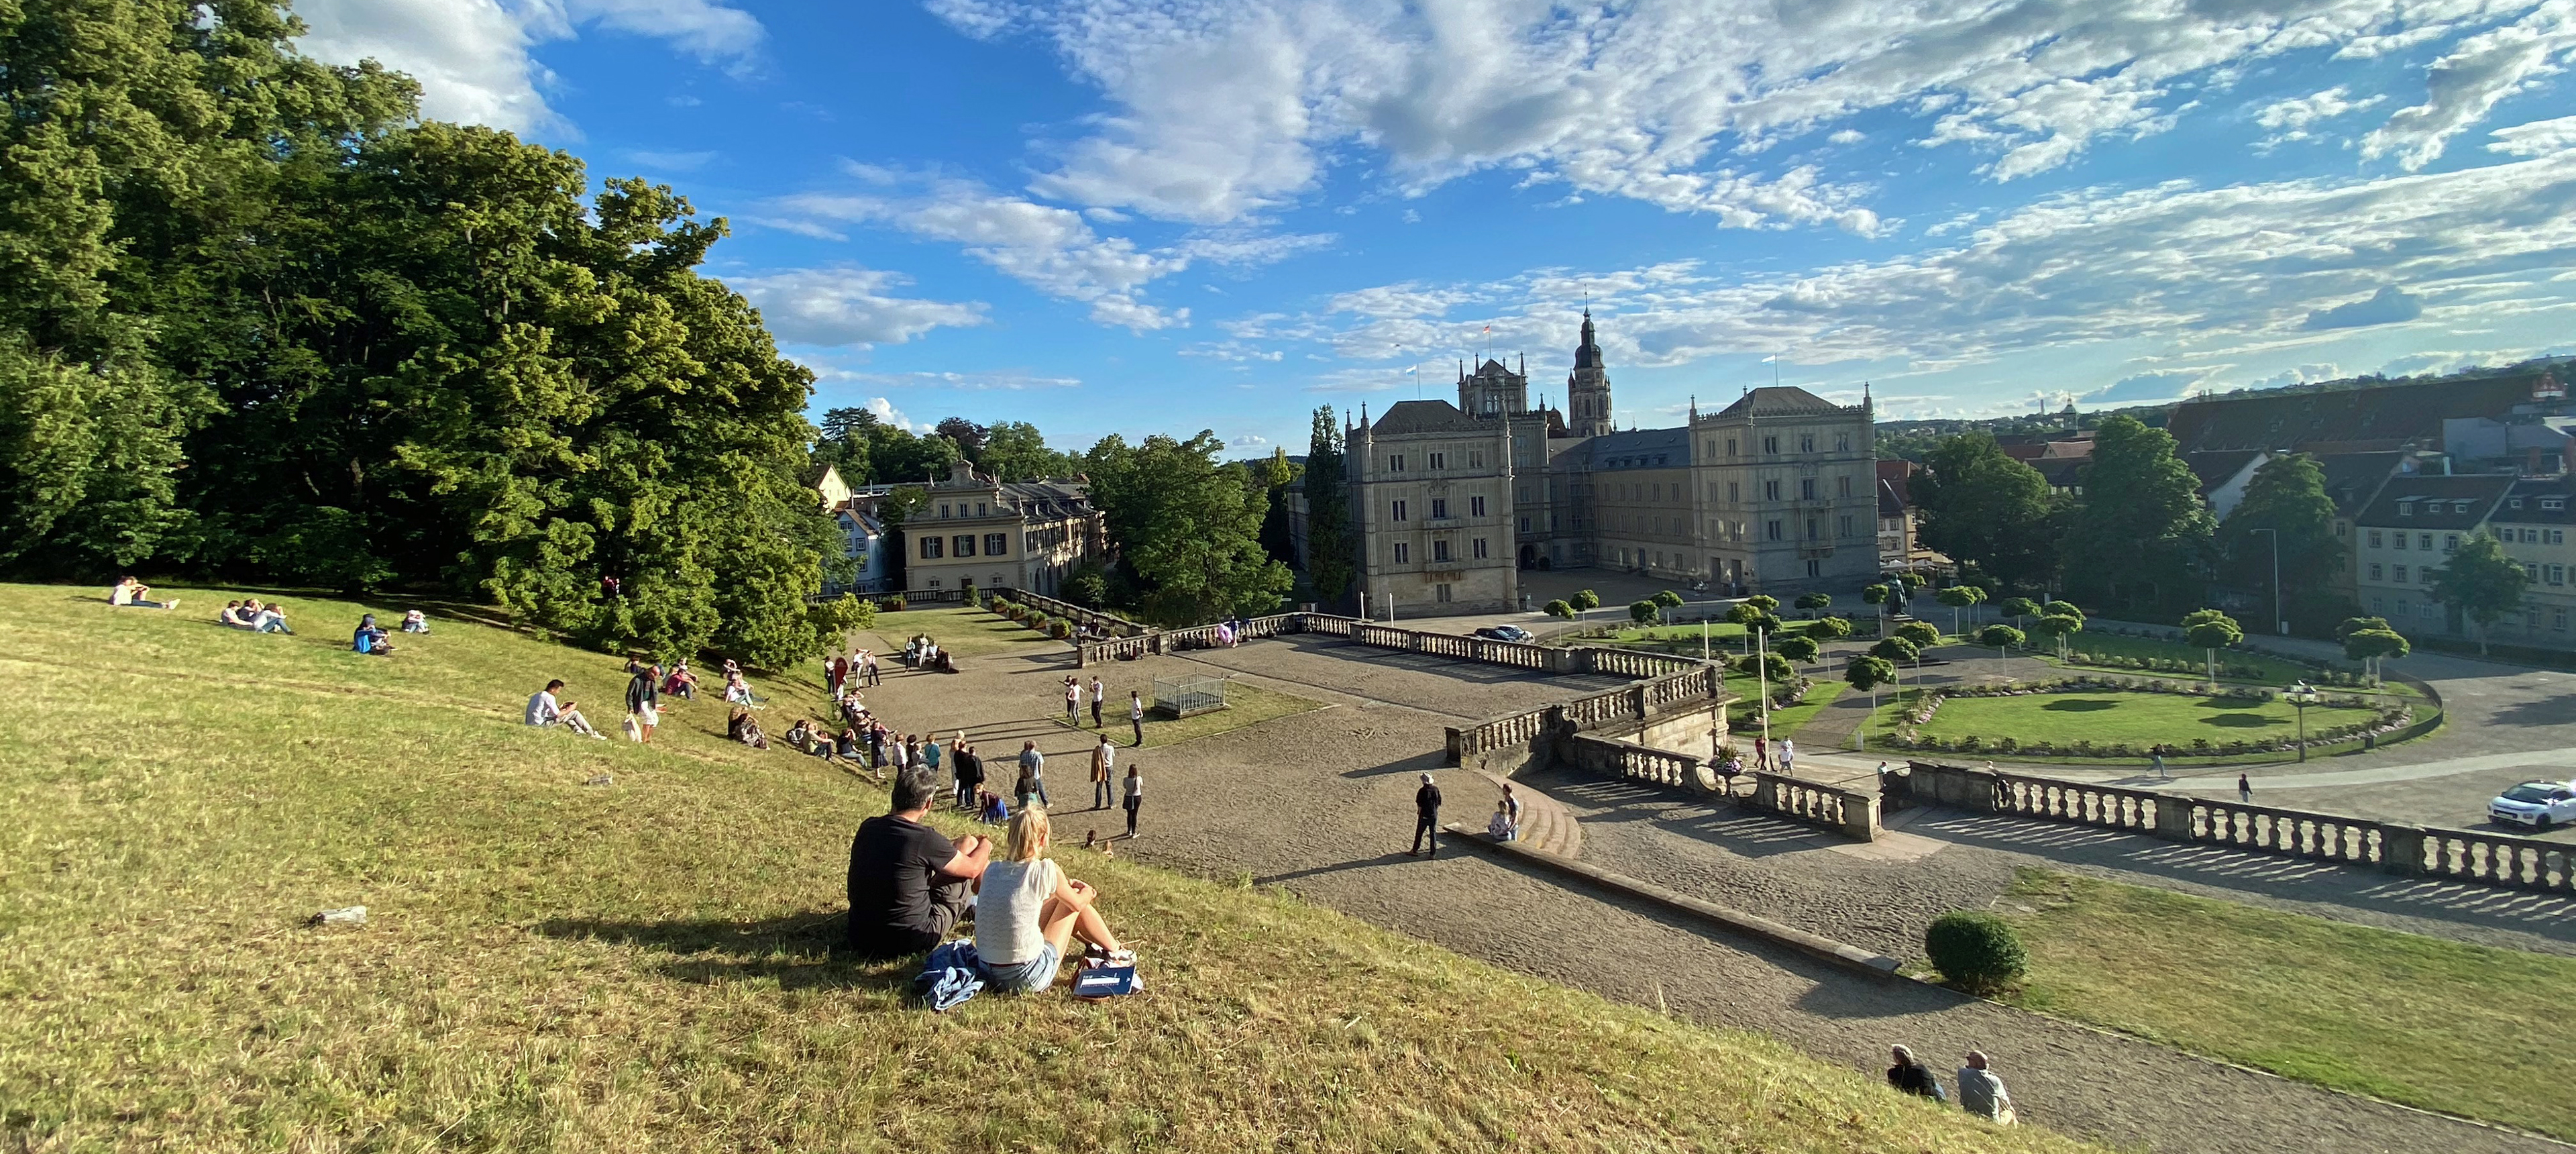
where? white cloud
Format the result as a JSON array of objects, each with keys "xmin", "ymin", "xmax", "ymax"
[
  {"xmin": 1260, "ymin": 154, "xmax": 2576, "ymax": 380},
  {"xmin": 2489, "ymin": 113, "xmax": 2576, "ymax": 154},
  {"xmin": 728, "ymin": 267, "xmax": 987, "ymax": 347},
  {"xmin": 295, "ymin": 0, "xmax": 765, "ymax": 133},
  {"xmin": 1827, "ymin": 129, "xmax": 1866, "ymax": 145},
  {"xmin": 623, "ymin": 148, "xmax": 720, "ymax": 171},
  {"xmin": 771, "ymin": 168, "xmax": 1332, "ymax": 331},
  {"xmin": 2251, "ymin": 85, "xmax": 2385, "ymax": 148},
  {"xmin": 2363, "ymin": 3, "xmax": 2576, "ymax": 170},
  {"xmin": 926, "ymin": 0, "xmax": 2569, "ymax": 229}
]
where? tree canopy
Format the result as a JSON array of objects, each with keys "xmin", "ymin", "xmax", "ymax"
[
  {"xmin": 1082, "ymin": 431, "xmax": 1293, "ymax": 626},
  {"xmin": 2063, "ymin": 416, "xmax": 2212, "ymax": 611},
  {"xmin": 1303, "ymin": 407, "xmax": 1354, "ymax": 607},
  {"xmin": 1911, "ymin": 433, "xmax": 2062, "ymax": 590},
  {"xmin": 2426, "ymin": 532, "xmax": 2530, "ymax": 653},
  {"xmin": 2218, "ymin": 452, "xmax": 2344, "ymax": 612}
]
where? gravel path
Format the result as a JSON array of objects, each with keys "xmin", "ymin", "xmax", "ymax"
[{"xmin": 842, "ymin": 633, "xmax": 2559, "ymax": 1153}]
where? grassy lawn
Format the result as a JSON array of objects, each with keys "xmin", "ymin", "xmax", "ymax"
[
  {"xmin": 1587, "ymin": 621, "xmax": 1747, "ymax": 653},
  {"xmin": 1053, "ymin": 680, "xmax": 1326, "ymax": 748},
  {"xmin": 1879, "ymin": 688, "xmax": 2381, "ymax": 749},
  {"xmin": 1727, "ymin": 675, "xmax": 1849, "ymax": 739},
  {"xmin": 1994, "ymin": 869, "xmax": 2576, "ymax": 1140},
  {"xmin": 856, "ymin": 605, "xmax": 1063, "ymax": 658},
  {"xmin": 2044, "ymin": 631, "xmax": 2319, "ymax": 685},
  {"xmin": 0, "ymin": 581, "xmax": 2087, "ymax": 1153}
]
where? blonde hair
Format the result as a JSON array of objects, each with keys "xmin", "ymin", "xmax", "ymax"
[{"xmin": 1005, "ymin": 805, "xmax": 1052, "ymax": 862}]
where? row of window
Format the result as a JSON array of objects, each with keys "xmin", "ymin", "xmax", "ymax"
[
  {"xmin": 2368, "ymin": 527, "xmax": 2568, "ymax": 552},
  {"xmin": 920, "ymin": 533, "xmax": 1014, "ymax": 560},
  {"xmin": 2397, "ymin": 496, "xmax": 2569, "ymax": 516},
  {"xmin": 1377, "ymin": 450, "xmax": 1487, "ymax": 473},
  {"xmin": 2371, "ymin": 596, "xmax": 2573, "ymax": 633},
  {"xmin": 1387, "ymin": 538, "xmax": 1492, "ymax": 564},
  {"xmin": 1387, "ymin": 496, "xmax": 1489, "ymax": 522},
  {"xmin": 1703, "ymin": 432, "xmax": 1854, "ymax": 458}
]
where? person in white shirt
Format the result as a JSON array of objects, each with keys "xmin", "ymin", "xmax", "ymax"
[
  {"xmin": 526, "ymin": 680, "xmax": 605, "ymax": 739},
  {"xmin": 1778, "ymin": 737, "xmax": 1796, "ymax": 773},
  {"xmin": 1087, "ymin": 676, "xmax": 1106, "ymax": 727},
  {"xmin": 1487, "ymin": 801, "xmax": 1519, "ymax": 841},
  {"xmin": 973, "ymin": 806, "xmax": 1130, "ymax": 994},
  {"xmin": 1064, "ymin": 676, "xmax": 1083, "ymax": 723},
  {"xmin": 1955, "ymin": 1051, "xmax": 2015, "ymax": 1124},
  {"xmin": 1128, "ymin": 690, "xmax": 1146, "ymax": 747}
]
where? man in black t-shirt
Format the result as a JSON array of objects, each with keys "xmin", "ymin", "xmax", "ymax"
[
  {"xmin": 1409, "ymin": 772, "xmax": 1442, "ymax": 857},
  {"xmin": 846, "ymin": 766, "xmax": 992, "ymax": 958}
]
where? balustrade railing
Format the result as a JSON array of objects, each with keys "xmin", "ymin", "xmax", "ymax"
[{"xmin": 1992, "ymin": 776, "xmax": 2161, "ymax": 834}]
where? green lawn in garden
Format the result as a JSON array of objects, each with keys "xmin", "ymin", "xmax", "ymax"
[
  {"xmin": 1993, "ymin": 869, "xmax": 2576, "ymax": 1141},
  {"xmin": 1726, "ymin": 674, "xmax": 1849, "ymax": 738},
  {"xmin": 1874, "ymin": 687, "xmax": 2382, "ymax": 749},
  {"xmin": 855, "ymin": 605, "xmax": 1062, "ymax": 658},
  {"xmin": 2045, "ymin": 631, "xmax": 2319, "ymax": 684}
]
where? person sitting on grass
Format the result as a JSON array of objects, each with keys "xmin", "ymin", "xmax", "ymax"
[
  {"xmin": 249, "ymin": 600, "xmax": 293, "ymax": 634},
  {"xmin": 109, "ymin": 577, "xmax": 178, "ymax": 611},
  {"xmin": 400, "ymin": 609, "xmax": 429, "ymax": 634},
  {"xmin": 727, "ymin": 706, "xmax": 768, "ymax": 749},
  {"xmin": 219, "ymin": 600, "xmax": 252, "ymax": 627},
  {"xmin": 846, "ymin": 766, "xmax": 994, "ymax": 960},
  {"xmin": 973, "ymin": 805, "xmax": 1132, "ymax": 993},
  {"xmin": 722, "ymin": 669, "xmax": 760, "ymax": 707},
  {"xmin": 527, "ymin": 679, "xmax": 606, "ymax": 739},
  {"xmin": 784, "ymin": 717, "xmax": 816, "ymax": 752},
  {"xmin": 1487, "ymin": 800, "xmax": 1519, "ymax": 842},
  {"xmin": 352, "ymin": 613, "xmax": 393, "ymax": 655},
  {"xmin": 663, "ymin": 662, "xmax": 698, "ymax": 700},
  {"xmin": 975, "ymin": 786, "xmax": 1010, "ymax": 825}
]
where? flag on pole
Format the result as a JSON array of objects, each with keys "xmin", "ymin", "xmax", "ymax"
[
  {"xmin": 1403, "ymin": 365, "xmax": 1419, "ymax": 375},
  {"xmin": 1482, "ymin": 325, "xmax": 1492, "ymax": 333},
  {"xmin": 1760, "ymin": 354, "xmax": 1780, "ymax": 363}
]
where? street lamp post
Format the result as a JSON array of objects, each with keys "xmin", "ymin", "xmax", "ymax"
[
  {"xmin": 2286, "ymin": 680, "xmax": 2320, "ymax": 762},
  {"xmin": 2251, "ymin": 527, "xmax": 2284, "ymax": 635}
]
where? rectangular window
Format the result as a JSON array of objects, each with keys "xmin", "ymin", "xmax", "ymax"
[
  {"xmin": 2554, "ymin": 529, "xmax": 2568, "ymax": 545},
  {"xmin": 1801, "ymin": 478, "xmax": 1817, "ymax": 501},
  {"xmin": 2512, "ymin": 497, "xmax": 2527, "ymax": 509},
  {"xmin": 1764, "ymin": 480, "xmax": 1781, "ymax": 501},
  {"xmin": 2444, "ymin": 533, "xmax": 2460, "ymax": 552},
  {"xmin": 2393, "ymin": 533, "xmax": 2408, "ymax": 551},
  {"xmin": 2559, "ymin": 609, "xmax": 2570, "ymax": 631},
  {"xmin": 1430, "ymin": 452, "xmax": 1446, "ymax": 470},
  {"xmin": 1436, "ymin": 582, "xmax": 1452, "ymax": 603},
  {"xmin": 2399, "ymin": 503, "xmax": 2414, "ymax": 517},
  {"xmin": 1836, "ymin": 433, "xmax": 1851, "ymax": 452},
  {"xmin": 1839, "ymin": 475, "xmax": 1853, "ymax": 498},
  {"xmin": 2393, "ymin": 565, "xmax": 2408, "ymax": 583},
  {"xmin": 1800, "ymin": 435, "xmax": 1815, "ymax": 454},
  {"xmin": 1468, "ymin": 450, "xmax": 1483, "ymax": 468},
  {"xmin": 977, "ymin": 503, "xmax": 988, "ymax": 517},
  {"xmin": 1388, "ymin": 454, "xmax": 1405, "ymax": 472},
  {"xmin": 2547, "ymin": 498, "xmax": 2568, "ymax": 511},
  {"xmin": 2531, "ymin": 607, "xmax": 2545, "ymax": 629},
  {"xmin": 1431, "ymin": 498, "xmax": 1449, "ymax": 519},
  {"xmin": 2368, "ymin": 529, "xmax": 2383, "ymax": 547},
  {"xmin": 1805, "ymin": 517, "xmax": 1819, "ymax": 540},
  {"xmin": 1727, "ymin": 438, "xmax": 1738, "ymax": 457},
  {"xmin": 2553, "ymin": 564, "xmax": 2569, "ymax": 586},
  {"xmin": 1393, "ymin": 542, "xmax": 1409, "ymax": 564},
  {"xmin": 954, "ymin": 534, "xmax": 977, "ymax": 557},
  {"xmin": 2372, "ymin": 596, "xmax": 2385, "ymax": 614},
  {"xmin": 2420, "ymin": 533, "xmax": 2434, "ymax": 551},
  {"xmin": 1470, "ymin": 495, "xmax": 1487, "ymax": 517},
  {"xmin": 938, "ymin": 504, "xmax": 951, "ymax": 518},
  {"xmin": 2369, "ymin": 563, "xmax": 2384, "ymax": 580},
  {"xmin": 1472, "ymin": 537, "xmax": 1489, "ymax": 560},
  {"xmin": 1728, "ymin": 482, "xmax": 1740, "ymax": 502},
  {"xmin": 927, "ymin": 578, "xmax": 941, "ymax": 588},
  {"xmin": 1433, "ymin": 539, "xmax": 1451, "ymax": 562},
  {"xmin": 1806, "ymin": 559, "xmax": 1822, "ymax": 578},
  {"xmin": 1519, "ymin": 516, "xmax": 1531, "ymax": 532},
  {"xmin": 1763, "ymin": 435, "xmax": 1780, "ymax": 454},
  {"xmin": 985, "ymin": 533, "xmax": 1009, "ymax": 556},
  {"xmin": 920, "ymin": 537, "xmax": 944, "ymax": 559},
  {"xmin": 1766, "ymin": 519, "xmax": 1783, "ymax": 541},
  {"xmin": 1838, "ymin": 515, "xmax": 1854, "ymax": 537},
  {"xmin": 1517, "ymin": 485, "xmax": 1529, "ymax": 501}
]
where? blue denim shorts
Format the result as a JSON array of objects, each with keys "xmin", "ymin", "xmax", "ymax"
[{"xmin": 979, "ymin": 941, "xmax": 1062, "ymax": 993}]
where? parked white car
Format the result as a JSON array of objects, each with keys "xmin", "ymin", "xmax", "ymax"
[{"xmin": 2488, "ymin": 781, "xmax": 2576, "ymax": 831}]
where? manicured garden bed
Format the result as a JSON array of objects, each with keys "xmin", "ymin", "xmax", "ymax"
[{"xmin": 1872, "ymin": 678, "xmax": 2402, "ymax": 759}]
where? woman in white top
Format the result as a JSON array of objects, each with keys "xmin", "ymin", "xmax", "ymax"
[{"xmin": 975, "ymin": 806, "xmax": 1129, "ymax": 993}]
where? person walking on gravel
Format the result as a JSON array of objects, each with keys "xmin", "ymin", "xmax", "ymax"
[
  {"xmin": 1129, "ymin": 690, "xmax": 1146, "ymax": 747},
  {"xmin": 1886, "ymin": 1045, "xmax": 1945, "ymax": 1102},
  {"xmin": 1409, "ymin": 772, "xmax": 1443, "ymax": 858},
  {"xmin": 1122, "ymin": 764, "xmax": 1142, "ymax": 840},
  {"xmin": 2238, "ymin": 772, "xmax": 2251, "ymax": 803},
  {"xmin": 1089, "ymin": 676, "xmax": 1106, "ymax": 728},
  {"xmin": 1065, "ymin": 677, "xmax": 1083, "ymax": 725},
  {"xmin": 1955, "ymin": 1051, "xmax": 2015, "ymax": 1124}
]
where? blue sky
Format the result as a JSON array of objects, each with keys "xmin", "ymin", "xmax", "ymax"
[{"xmin": 297, "ymin": 0, "xmax": 2576, "ymax": 456}]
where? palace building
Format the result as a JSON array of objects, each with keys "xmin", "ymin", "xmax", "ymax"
[{"xmin": 1350, "ymin": 312, "xmax": 1880, "ymax": 616}]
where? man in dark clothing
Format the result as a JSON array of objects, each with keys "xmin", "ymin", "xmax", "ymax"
[
  {"xmin": 1409, "ymin": 772, "xmax": 1442, "ymax": 857},
  {"xmin": 845, "ymin": 766, "xmax": 991, "ymax": 959},
  {"xmin": 1886, "ymin": 1045, "xmax": 1944, "ymax": 1101},
  {"xmin": 953, "ymin": 743, "xmax": 983, "ymax": 810}
]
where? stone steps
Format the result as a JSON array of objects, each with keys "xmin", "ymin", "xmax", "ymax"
[{"xmin": 1470, "ymin": 770, "xmax": 1582, "ymax": 858}]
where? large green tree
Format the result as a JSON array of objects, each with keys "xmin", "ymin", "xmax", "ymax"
[
  {"xmin": 2426, "ymin": 532, "xmax": 2530, "ymax": 654},
  {"xmin": 1910, "ymin": 433, "xmax": 2061, "ymax": 590},
  {"xmin": 0, "ymin": 0, "xmax": 411, "ymax": 572},
  {"xmin": 2063, "ymin": 415, "xmax": 2212, "ymax": 610},
  {"xmin": 1303, "ymin": 406, "xmax": 1355, "ymax": 606},
  {"xmin": 2217, "ymin": 453, "xmax": 2343, "ymax": 621},
  {"xmin": 979, "ymin": 421, "xmax": 1074, "ymax": 481},
  {"xmin": 1084, "ymin": 431, "xmax": 1293, "ymax": 625}
]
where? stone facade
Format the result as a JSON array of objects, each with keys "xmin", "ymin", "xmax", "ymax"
[
  {"xmin": 1348, "ymin": 315, "xmax": 1879, "ymax": 615},
  {"xmin": 902, "ymin": 461, "xmax": 1104, "ymax": 597}
]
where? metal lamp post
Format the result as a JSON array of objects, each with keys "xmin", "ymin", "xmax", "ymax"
[
  {"xmin": 2251, "ymin": 527, "xmax": 2285, "ymax": 635},
  {"xmin": 2286, "ymin": 680, "xmax": 2320, "ymax": 762}
]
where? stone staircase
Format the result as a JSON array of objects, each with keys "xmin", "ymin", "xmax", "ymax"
[{"xmin": 1470, "ymin": 770, "xmax": 1583, "ymax": 858}]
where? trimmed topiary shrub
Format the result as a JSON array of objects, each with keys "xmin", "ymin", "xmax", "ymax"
[{"xmin": 1925, "ymin": 910, "xmax": 2027, "ymax": 994}]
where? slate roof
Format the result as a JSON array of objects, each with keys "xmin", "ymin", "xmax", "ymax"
[
  {"xmin": 1569, "ymin": 427, "xmax": 1690, "ymax": 470},
  {"xmin": 2184, "ymin": 449, "xmax": 2265, "ymax": 496},
  {"xmin": 2165, "ymin": 376, "xmax": 2542, "ymax": 454},
  {"xmin": 2352, "ymin": 473, "xmax": 2516, "ymax": 529},
  {"xmin": 2310, "ymin": 451, "xmax": 2409, "ymax": 517},
  {"xmin": 2498, "ymin": 475, "xmax": 2576, "ymax": 526},
  {"xmin": 1713, "ymin": 385, "xmax": 1844, "ymax": 419},
  {"xmin": 1368, "ymin": 399, "xmax": 1488, "ymax": 437}
]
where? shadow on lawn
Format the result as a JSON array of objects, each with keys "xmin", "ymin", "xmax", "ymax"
[{"xmin": 535, "ymin": 910, "xmax": 915, "ymax": 992}]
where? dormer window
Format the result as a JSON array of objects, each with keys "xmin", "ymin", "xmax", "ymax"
[
  {"xmin": 2455, "ymin": 501, "xmax": 2473, "ymax": 515},
  {"xmin": 2512, "ymin": 497, "xmax": 2526, "ymax": 509},
  {"xmin": 2547, "ymin": 498, "xmax": 2568, "ymax": 511},
  {"xmin": 2398, "ymin": 503, "xmax": 2415, "ymax": 517}
]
